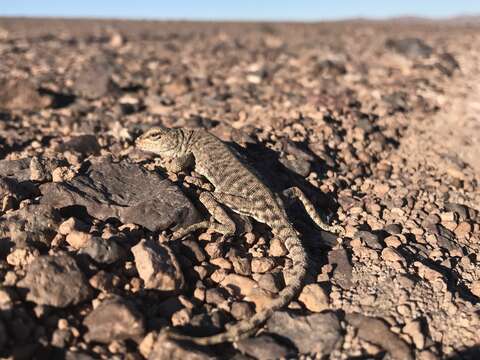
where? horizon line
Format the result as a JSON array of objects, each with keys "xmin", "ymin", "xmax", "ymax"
[{"xmin": 1, "ymin": 13, "xmax": 479, "ymax": 23}]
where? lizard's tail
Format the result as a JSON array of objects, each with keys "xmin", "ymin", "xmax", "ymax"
[{"xmin": 167, "ymin": 224, "xmax": 307, "ymax": 345}]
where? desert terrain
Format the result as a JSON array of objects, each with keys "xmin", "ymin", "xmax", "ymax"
[{"xmin": 0, "ymin": 18, "xmax": 479, "ymax": 359}]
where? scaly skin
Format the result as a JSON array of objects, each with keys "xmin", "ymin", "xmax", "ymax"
[{"xmin": 136, "ymin": 127, "xmax": 326, "ymax": 345}]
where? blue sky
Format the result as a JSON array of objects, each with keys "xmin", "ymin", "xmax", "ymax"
[{"xmin": 1, "ymin": 1, "xmax": 479, "ymax": 21}]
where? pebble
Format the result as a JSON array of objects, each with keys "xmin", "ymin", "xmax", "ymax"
[
  {"xmin": 131, "ymin": 240, "xmax": 185, "ymax": 291},
  {"xmin": 403, "ymin": 319, "xmax": 425, "ymax": 349},
  {"xmin": 58, "ymin": 217, "xmax": 89, "ymax": 235},
  {"xmin": 251, "ymin": 257, "xmax": 276, "ymax": 273},
  {"xmin": 65, "ymin": 231, "xmax": 93, "ymax": 249},
  {"xmin": 84, "ymin": 296, "xmax": 145, "ymax": 343},
  {"xmin": 269, "ymin": 237, "xmax": 288, "ymax": 257},
  {"xmin": 17, "ymin": 255, "xmax": 92, "ymax": 307},
  {"xmin": 230, "ymin": 301, "xmax": 255, "ymax": 320},
  {"xmin": 298, "ymin": 283, "xmax": 329, "ymax": 312}
]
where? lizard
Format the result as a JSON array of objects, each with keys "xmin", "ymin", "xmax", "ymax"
[{"xmin": 136, "ymin": 126, "xmax": 343, "ymax": 345}]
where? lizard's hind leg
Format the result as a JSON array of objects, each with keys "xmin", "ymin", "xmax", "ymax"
[
  {"xmin": 171, "ymin": 191, "xmax": 236, "ymax": 241},
  {"xmin": 282, "ymin": 187, "xmax": 344, "ymax": 236}
]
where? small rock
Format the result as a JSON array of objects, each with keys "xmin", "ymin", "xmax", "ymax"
[
  {"xmin": 139, "ymin": 332, "xmax": 157, "ymax": 359},
  {"xmin": 205, "ymin": 288, "xmax": 229, "ymax": 305},
  {"xmin": 57, "ymin": 135, "xmax": 101, "ymax": 156},
  {"xmin": 6, "ymin": 247, "xmax": 37, "ymax": 267},
  {"xmin": 385, "ymin": 223, "xmax": 403, "ymax": 235},
  {"xmin": 131, "ymin": 240, "xmax": 185, "ymax": 291},
  {"xmin": 18, "ymin": 255, "xmax": 92, "ymax": 307},
  {"xmin": 357, "ymin": 230, "xmax": 382, "ymax": 250},
  {"xmin": 470, "ymin": 280, "xmax": 480, "ymax": 297},
  {"xmin": 230, "ymin": 301, "xmax": 255, "ymax": 320},
  {"xmin": 346, "ymin": 313, "xmax": 413, "ymax": 360},
  {"xmin": 298, "ymin": 283, "xmax": 329, "ymax": 312},
  {"xmin": 385, "ymin": 37, "xmax": 433, "ymax": 58},
  {"xmin": 381, "ymin": 247, "xmax": 405, "ymax": 263},
  {"xmin": 148, "ymin": 333, "xmax": 215, "ymax": 360},
  {"xmin": 267, "ymin": 311, "xmax": 342, "ymax": 355},
  {"xmin": 236, "ymin": 334, "xmax": 294, "ymax": 359},
  {"xmin": 269, "ymin": 237, "xmax": 288, "ymax": 257},
  {"xmin": 403, "ymin": 320, "xmax": 425, "ymax": 349},
  {"xmin": 256, "ymin": 273, "xmax": 283, "ymax": 293},
  {"xmin": 220, "ymin": 274, "xmax": 257, "ymax": 297},
  {"xmin": 79, "ymin": 237, "xmax": 125, "ymax": 264},
  {"xmin": 251, "ymin": 257, "xmax": 276, "ymax": 273},
  {"xmin": 327, "ymin": 248, "xmax": 353, "ymax": 289},
  {"xmin": 65, "ymin": 231, "xmax": 93, "ymax": 249},
  {"xmin": 454, "ymin": 222, "xmax": 471, "ymax": 238},
  {"xmin": 84, "ymin": 296, "xmax": 145, "ymax": 343},
  {"xmin": 0, "ymin": 78, "xmax": 51, "ymax": 111},
  {"xmin": 58, "ymin": 217, "xmax": 89, "ymax": 235},
  {"xmin": 73, "ymin": 61, "xmax": 114, "ymax": 99}
]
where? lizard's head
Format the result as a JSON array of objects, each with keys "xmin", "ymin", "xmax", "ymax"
[{"xmin": 136, "ymin": 127, "xmax": 182, "ymax": 157}]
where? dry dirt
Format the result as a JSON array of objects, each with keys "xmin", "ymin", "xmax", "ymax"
[{"xmin": 0, "ymin": 18, "xmax": 479, "ymax": 360}]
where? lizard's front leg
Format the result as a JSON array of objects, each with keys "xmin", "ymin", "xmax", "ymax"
[
  {"xmin": 171, "ymin": 191, "xmax": 236, "ymax": 241},
  {"xmin": 161, "ymin": 154, "xmax": 193, "ymax": 174}
]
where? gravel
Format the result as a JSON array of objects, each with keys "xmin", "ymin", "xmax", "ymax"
[{"xmin": 0, "ymin": 17, "xmax": 479, "ymax": 359}]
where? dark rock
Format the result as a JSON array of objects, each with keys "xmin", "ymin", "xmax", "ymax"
[
  {"xmin": 385, "ymin": 38, "xmax": 433, "ymax": 58},
  {"xmin": 65, "ymin": 351, "xmax": 97, "ymax": 360},
  {"xmin": 236, "ymin": 334, "xmax": 294, "ymax": 359},
  {"xmin": 385, "ymin": 223, "xmax": 403, "ymax": 235},
  {"xmin": 73, "ymin": 61, "xmax": 115, "ymax": 99},
  {"xmin": 205, "ymin": 288, "xmax": 229, "ymax": 305},
  {"xmin": 79, "ymin": 237, "xmax": 125, "ymax": 264},
  {"xmin": 0, "ymin": 205, "xmax": 61, "ymax": 248},
  {"xmin": 148, "ymin": 334, "xmax": 216, "ymax": 360},
  {"xmin": 267, "ymin": 311, "xmax": 342, "ymax": 355},
  {"xmin": 382, "ymin": 91, "xmax": 409, "ymax": 112},
  {"xmin": 445, "ymin": 202, "xmax": 476, "ymax": 220},
  {"xmin": 436, "ymin": 53, "xmax": 460, "ymax": 76},
  {"xmin": 328, "ymin": 247, "xmax": 353, "ymax": 289},
  {"xmin": 357, "ymin": 230, "xmax": 383, "ymax": 250},
  {"xmin": 0, "ymin": 78, "xmax": 51, "ymax": 111},
  {"xmin": 40, "ymin": 156, "xmax": 201, "ymax": 231},
  {"xmin": 230, "ymin": 301, "xmax": 255, "ymax": 321},
  {"xmin": 279, "ymin": 157, "xmax": 311, "ymax": 177},
  {"xmin": 0, "ymin": 158, "xmax": 32, "ymax": 181},
  {"xmin": 17, "ymin": 254, "xmax": 92, "ymax": 307},
  {"xmin": 0, "ymin": 176, "xmax": 38, "ymax": 204},
  {"xmin": 84, "ymin": 296, "xmax": 145, "ymax": 343},
  {"xmin": 56, "ymin": 135, "xmax": 101, "ymax": 156},
  {"xmin": 314, "ymin": 59, "xmax": 347, "ymax": 77},
  {"xmin": 0, "ymin": 320, "xmax": 7, "ymax": 351},
  {"xmin": 346, "ymin": 313, "xmax": 413, "ymax": 360}
]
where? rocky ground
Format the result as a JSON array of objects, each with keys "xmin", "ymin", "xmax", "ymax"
[{"xmin": 0, "ymin": 18, "xmax": 479, "ymax": 360}]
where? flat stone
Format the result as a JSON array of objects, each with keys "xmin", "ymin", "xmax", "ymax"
[
  {"xmin": 84, "ymin": 296, "xmax": 145, "ymax": 343},
  {"xmin": 148, "ymin": 334, "xmax": 216, "ymax": 360},
  {"xmin": 0, "ymin": 78, "xmax": 51, "ymax": 111},
  {"xmin": 18, "ymin": 255, "xmax": 92, "ymax": 307},
  {"xmin": 327, "ymin": 247, "xmax": 353, "ymax": 289},
  {"xmin": 40, "ymin": 156, "xmax": 201, "ymax": 231},
  {"xmin": 236, "ymin": 334, "xmax": 294, "ymax": 359},
  {"xmin": 267, "ymin": 311, "xmax": 342, "ymax": 355},
  {"xmin": 346, "ymin": 313, "xmax": 413, "ymax": 360},
  {"xmin": 385, "ymin": 37, "xmax": 433, "ymax": 58},
  {"xmin": 73, "ymin": 61, "xmax": 114, "ymax": 99},
  {"xmin": 357, "ymin": 230, "xmax": 382, "ymax": 250},
  {"xmin": 0, "ymin": 204, "xmax": 60, "ymax": 248},
  {"xmin": 131, "ymin": 240, "xmax": 185, "ymax": 291}
]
